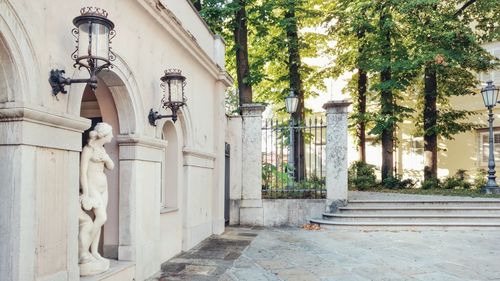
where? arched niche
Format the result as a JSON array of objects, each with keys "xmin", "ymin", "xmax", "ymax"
[
  {"xmin": 75, "ymin": 59, "xmax": 142, "ymax": 260},
  {"xmin": 68, "ymin": 55, "xmax": 144, "ymax": 135},
  {"xmin": 161, "ymin": 121, "xmax": 182, "ymax": 208},
  {"xmin": 0, "ymin": 0, "xmax": 37, "ymax": 104}
]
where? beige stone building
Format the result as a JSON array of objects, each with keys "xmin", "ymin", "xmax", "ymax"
[{"xmin": 0, "ymin": 0, "xmax": 232, "ymax": 280}]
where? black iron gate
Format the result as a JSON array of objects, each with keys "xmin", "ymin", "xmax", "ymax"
[
  {"xmin": 224, "ymin": 142, "xmax": 230, "ymax": 224},
  {"xmin": 262, "ymin": 117, "xmax": 326, "ymax": 199}
]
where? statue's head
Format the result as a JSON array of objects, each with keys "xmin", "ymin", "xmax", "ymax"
[{"xmin": 89, "ymin": 122, "xmax": 113, "ymax": 143}]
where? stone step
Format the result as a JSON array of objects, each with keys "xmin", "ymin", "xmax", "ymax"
[
  {"xmin": 310, "ymin": 218, "xmax": 500, "ymax": 229},
  {"xmin": 322, "ymin": 213, "xmax": 500, "ymax": 223},
  {"xmin": 80, "ymin": 260, "xmax": 135, "ymax": 281},
  {"xmin": 347, "ymin": 200, "xmax": 500, "ymax": 207},
  {"xmin": 338, "ymin": 206, "xmax": 500, "ymax": 215}
]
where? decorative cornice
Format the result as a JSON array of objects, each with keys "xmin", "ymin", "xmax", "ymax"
[
  {"xmin": 116, "ymin": 134, "xmax": 168, "ymax": 149},
  {"xmin": 183, "ymin": 147, "xmax": 216, "ymax": 160},
  {"xmin": 138, "ymin": 0, "xmax": 229, "ymax": 81},
  {"xmin": 0, "ymin": 104, "xmax": 90, "ymax": 132}
]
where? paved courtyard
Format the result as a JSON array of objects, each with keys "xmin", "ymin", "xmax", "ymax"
[{"xmin": 151, "ymin": 226, "xmax": 500, "ymax": 281}]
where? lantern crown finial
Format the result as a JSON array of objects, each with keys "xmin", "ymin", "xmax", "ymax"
[
  {"xmin": 161, "ymin": 69, "xmax": 186, "ymax": 82},
  {"xmin": 80, "ymin": 7, "xmax": 109, "ymax": 18}
]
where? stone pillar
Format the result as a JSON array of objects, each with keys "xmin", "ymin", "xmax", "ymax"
[
  {"xmin": 117, "ymin": 135, "xmax": 167, "ymax": 281},
  {"xmin": 239, "ymin": 103, "xmax": 266, "ymax": 225},
  {"xmin": 323, "ymin": 100, "xmax": 351, "ymax": 212}
]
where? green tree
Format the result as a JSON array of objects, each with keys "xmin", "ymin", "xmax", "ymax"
[{"xmin": 399, "ymin": 0, "xmax": 496, "ymax": 180}]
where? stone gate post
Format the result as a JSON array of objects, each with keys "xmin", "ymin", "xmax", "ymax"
[
  {"xmin": 323, "ymin": 100, "xmax": 352, "ymax": 212},
  {"xmin": 239, "ymin": 103, "xmax": 266, "ymax": 225}
]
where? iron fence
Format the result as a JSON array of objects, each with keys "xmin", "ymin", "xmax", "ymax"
[{"xmin": 262, "ymin": 116, "xmax": 326, "ymax": 199}]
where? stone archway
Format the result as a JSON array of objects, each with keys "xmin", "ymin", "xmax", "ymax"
[{"xmin": 67, "ymin": 56, "xmax": 149, "ymax": 270}]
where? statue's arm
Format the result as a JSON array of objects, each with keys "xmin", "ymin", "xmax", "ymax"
[
  {"xmin": 80, "ymin": 147, "xmax": 91, "ymax": 196},
  {"xmin": 104, "ymin": 153, "xmax": 114, "ymax": 170}
]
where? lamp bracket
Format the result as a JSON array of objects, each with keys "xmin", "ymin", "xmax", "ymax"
[
  {"xmin": 49, "ymin": 69, "xmax": 98, "ymax": 96},
  {"xmin": 148, "ymin": 108, "xmax": 178, "ymax": 126}
]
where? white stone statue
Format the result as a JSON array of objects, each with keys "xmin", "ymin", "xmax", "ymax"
[{"xmin": 78, "ymin": 122, "xmax": 114, "ymax": 276}]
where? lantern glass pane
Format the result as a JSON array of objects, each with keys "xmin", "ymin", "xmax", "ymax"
[
  {"xmin": 77, "ymin": 22, "xmax": 91, "ymax": 68},
  {"xmin": 77, "ymin": 22, "xmax": 109, "ymax": 68},
  {"xmin": 91, "ymin": 23, "xmax": 109, "ymax": 67},
  {"xmin": 285, "ymin": 96, "xmax": 298, "ymax": 113},
  {"xmin": 495, "ymin": 89, "xmax": 499, "ymax": 107},
  {"xmin": 483, "ymin": 89, "xmax": 496, "ymax": 107},
  {"xmin": 170, "ymin": 79, "xmax": 184, "ymax": 103}
]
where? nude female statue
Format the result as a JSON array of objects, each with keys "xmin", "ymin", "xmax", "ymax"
[{"xmin": 78, "ymin": 122, "xmax": 114, "ymax": 276}]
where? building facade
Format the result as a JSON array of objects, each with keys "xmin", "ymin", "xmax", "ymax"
[{"xmin": 0, "ymin": 0, "xmax": 232, "ymax": 280}]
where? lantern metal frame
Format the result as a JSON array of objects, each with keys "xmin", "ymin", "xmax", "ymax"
[
  {"xmin": 148, "ymin": 69, "xmax": 187, "ymax": 126},
  {"xmin": 49, "ymin": 7, "xmax": 116, "ymax": 97}
]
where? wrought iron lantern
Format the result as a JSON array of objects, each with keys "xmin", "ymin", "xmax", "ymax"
[
  {"xmin": 148, "ymin": 69, "xmax": 187, "ymax": 126},
  {"xmin": 49, "ymin": 7, "xmax": 116, "ymax": 96},
  {"xmin": 481, "ymin": 81, "xmax": 500, "ymax": 108},
  {"xmin": 285, "ymin": 91, "xmax": 299, "ymax": 114}
]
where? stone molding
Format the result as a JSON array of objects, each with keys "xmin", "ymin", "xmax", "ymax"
[
  {"xmin": 117, "ymin": 134, "xmax": 167, "ymax": 162},
  {"xmin": 240, "ymin": 103, "xmax": 266, "ymax": 117},
  {"xmin": 0, "ymin": 106, "xmax": 90, "ymax": 151},
  {"xmin": 0, "ymin": 105, "xmax": 89, "ymax": 132},
  {"xmin": 116, "ymin": 134, "xmax": 168, "ymax": 149},
  {"xmin": 323, "ymin": 100, "xmax": 352, "ymax": 114},
  {"xmin": 183, "ymin": 148, "xmax": 216, "ymax": 169}
]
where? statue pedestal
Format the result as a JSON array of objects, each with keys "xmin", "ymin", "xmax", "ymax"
[{"xmin": 79, "ymin": 258, "xmax": 110, "ymax": 277}]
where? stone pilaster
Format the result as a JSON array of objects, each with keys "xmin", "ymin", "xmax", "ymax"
[
  {"xmin": 323, "ymin": 100, "xmax": 352, "ymax": 212},
  {"xmin": 239, "ymin": 103, "xmax": 266, "ymax": 226}
]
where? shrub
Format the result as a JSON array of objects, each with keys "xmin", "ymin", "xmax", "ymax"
[
  {"xmin": 473, "ymin": 169, "xmax": 487, "ymax": 189},
  {"xmin": 421, "ymin": 177, "xmax": 440, "ymax": 189},
  {"xmin": 382, "ymin": 176, "xmax": 416, "ymax": 189},
  {"xmin": 348, "ymin": 161, "xmax": 377, "ymax": 190},
  {"xmin": 441, "ymin": 170, "xmax": 472, "ymax": 190}
]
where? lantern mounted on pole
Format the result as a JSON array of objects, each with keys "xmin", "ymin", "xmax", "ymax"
[
  {"xmin": 480, "ymin": 81, "xmax": 500, "ymax": 194},
  {"xmin": 148, "ymin": 69, "xmax": 187, "ymax": 126},
  {"xmin": 285, "ymin": 91, "xmax": 299, "ymax": 114},
  {"xmin": 49, "ymin": 7, "xmax": 116, "ymax": 97}
]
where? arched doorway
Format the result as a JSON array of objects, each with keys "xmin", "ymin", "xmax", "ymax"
[{"xmin": 80, "ymin": 79, "xmax": 120, "ymax": 259}]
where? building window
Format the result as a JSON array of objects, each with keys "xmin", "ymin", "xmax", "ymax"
[{"xmin": 479, "ymin": 130, "xmax": 500, "ymax": 166}]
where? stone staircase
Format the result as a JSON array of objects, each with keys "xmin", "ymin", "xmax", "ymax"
[{"xmin": 311, "ymin": 199, "xmax": 500, "ymax": 228}]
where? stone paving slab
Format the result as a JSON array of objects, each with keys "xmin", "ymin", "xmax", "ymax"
[
  {"xmin": 149, "ymin": 226, "xmax": 500, "ymax": 281},
  {"xmin": 224, "ymin": 227, "xmax": 500, "ymax": 281},
  {"xmin": 146, "ymin": 227, "xmax": 259, "ymax": 281}
]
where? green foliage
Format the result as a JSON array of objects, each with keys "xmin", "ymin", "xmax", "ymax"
[
  {"xmin": 262, "ymin": 162, "xmax": 290, "ymax": 190},
  {"xmin": 421, "ymin": 177, "xmax": 441, "ymax": 190},
  {"xmin": 441, "ymin": 169, "xmax": 473, "ymax": 189},
  {"xmin": 473, "ymin": 169, "xmax": 488, "ymax": 189},
  {"xmin": 348, "ymin": 161, "xmax": 378, "ymax": 190},
  {"xmin": 382, "ymin": 176, "xmax": 416, "ymax": 190},
  {"xmin": 262, "ymin": 162, "xmax": 325, "ymax": 199}
]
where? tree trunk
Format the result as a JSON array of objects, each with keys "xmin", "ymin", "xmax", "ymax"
[
  {"xmin": 233, "ymin": 0, "xmax": 253, "ymax": 106},
  {"xmin": 357, "ymin": 27, "xmax": 367, "ymax": 163},
  {"xmin": 192, "ymin": 0, "xmax": 202, "ymax": 11},
  {"xmin": 380, "ymin": 9, "xmax": 394, "ymax": 181},
  {"xmin": 423, "ymin": 66, "xmax": 438, "ymax": 180},
  {"xmin": 285, "ymin": 1, "xmax": 305, "ymax": 181},
  {"xmin": 357, "ymin": 69, "xmax": 367, "ymax": 163}
]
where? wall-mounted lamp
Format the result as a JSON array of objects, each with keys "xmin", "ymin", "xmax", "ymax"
[
  {"xmin": 49, "ymin": 7, "xmax": 116, "ymax": 96},
  {"xmin": 148, "ymin": 69, "xmax": 187, "ymax": 126}
]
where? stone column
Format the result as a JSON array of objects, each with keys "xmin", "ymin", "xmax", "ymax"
[
  {"xmin": 323, "ymin": 100, "xmax": 352, "ymax": 212},
  {"xmin": 239, "ymin": 103, "xmax": 266, "ymax": 225}
]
